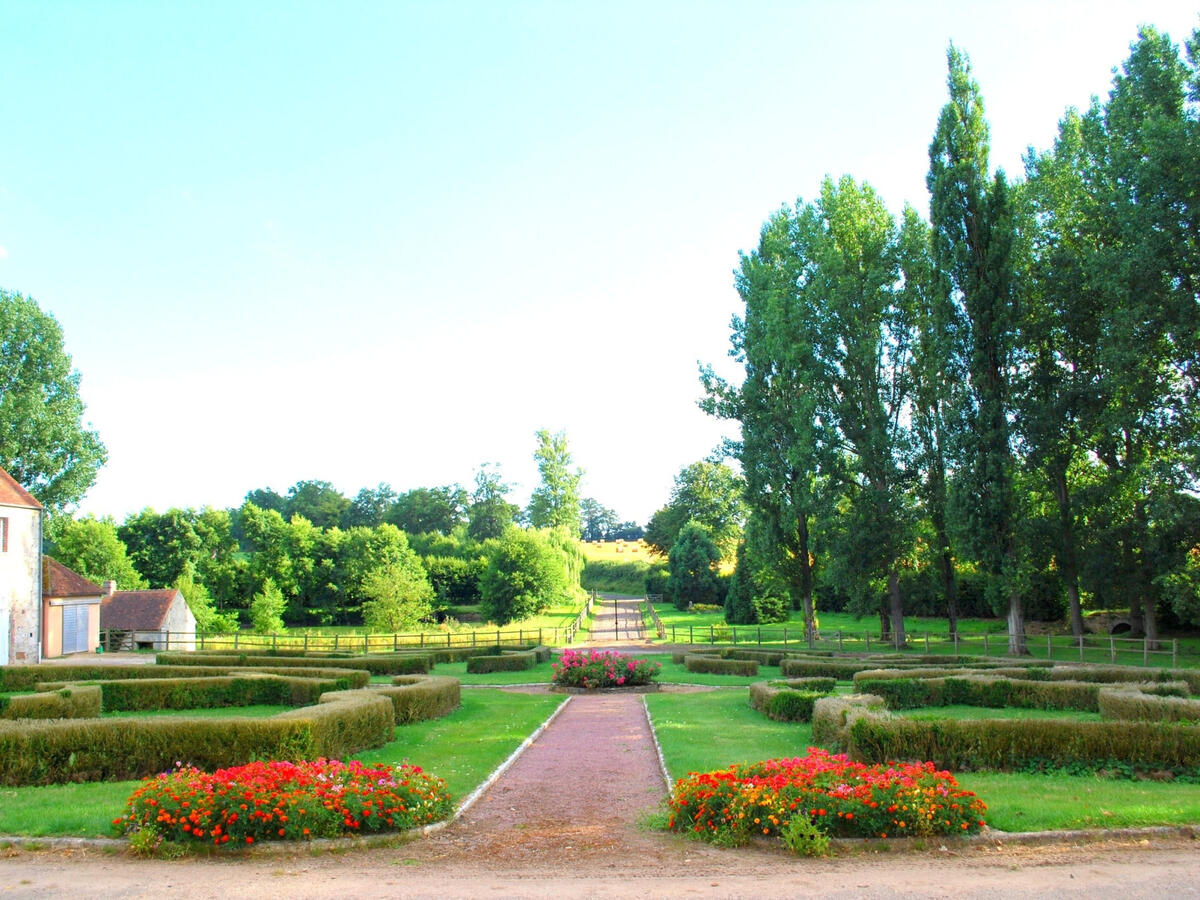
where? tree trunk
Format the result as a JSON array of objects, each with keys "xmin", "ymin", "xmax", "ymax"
[
  {"xmin": 795, "ymin": 517, "xmax": 816, "ymax": 644},
  {"xmin": 1051, "ymin": 464, "xmax": 1084, "ymax": 639},
  {"xmin": 888, "ymin": 565, "xmax": 906, "ymax": 648},
  {"xmin": 879, "ymin": 604, "xmax": 891, "ymax": 642},
  {"xmin": 1006, "ymin": 588, "xmax": 1028, "ymax": 655}
]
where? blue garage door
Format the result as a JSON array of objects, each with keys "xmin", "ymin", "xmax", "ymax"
[{"xmin": 61, "ymin": 604, "xmax": 89, "ymax": 654}]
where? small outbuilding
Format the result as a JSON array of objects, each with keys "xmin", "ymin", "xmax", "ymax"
[
  {"xmin": 100, "ymin": 584, "xmax": 197, "ymax": 652},
  {"xmin": 42, "ymin": 557, "xmax": 103, "ymax": 657}
]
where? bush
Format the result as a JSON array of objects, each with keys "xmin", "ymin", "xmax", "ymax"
[
  {"xmin": 667, "ymin": 522, "xmax": 722, "ymax": 610},
  {"xmin": 155, "ymin": 652, "xmax": 424, "ymax": 677},
  {"xmin": 47, "ymin": 675, "xmax": 343, "ymax": 712},
  {"xmin": 377, "ymin": 675, "xmax": 461, "ymax": 723},
  {"xmin": 1099, "ymin": 688, "xmax": 1200, "ymax": 723},
  {"xmin": 667, "ymin": 749, "xmax": 987, "ymax": 846},
  {"xmin": 846, "ymin": 709, "xmax": 1200, "ymax": 773},
  {"xmin": 749, "ymin": 680, "xmax": 835, "ymax": 722},
  {"xmin": 551, "ymin": 649, "xmax": 661, "ymax": 689},
  {"xmin": 478, "ymin": 528, "xmax": 571, "ymax": 625},
  {"xmin": 644, "ymin": 565, "xmax": 669, "ymax": 597},
  {"xmin": 0, "ymin": 689, "xmax": 395, "ymax": 786},
  {"xmin": 115, "ymin": 758, "xmax": 453, "ymax": 845},
  {"xmin": 0, "ymin": 685, "xmax": 101, "ymax": 719},
  {"xmin": 466, "ymin": 652, "xmax": 535, "ymax": 674},
  {"xmin": 811, "ymin": 694, "xmax": 886, "ymax": 748},
  {"xmin": 684, "ymin": 655, "xmax": 758, "ymax": 677}
]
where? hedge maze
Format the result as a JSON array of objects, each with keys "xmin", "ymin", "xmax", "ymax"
[{"xmin": 0, "ymin": 645, "xmax": 547, "ymax": 788}]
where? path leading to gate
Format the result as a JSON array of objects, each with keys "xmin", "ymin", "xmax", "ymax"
[{"xmin": 585, "ymin": 594, "xmax": 648, "ymax": 645}]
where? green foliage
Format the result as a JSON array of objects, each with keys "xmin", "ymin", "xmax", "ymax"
[
  {"xmin": 780, "ymin": 814, "xmax": 832, "ymax": 857},
  {"xmin": 466, "ymin": 651, "xmax": 536, "ymax": 674},
  {"xmin": 467, "ymin": 463, "xmax": 519, "ymax": 541},
  {"xmin": 388, "ymin": 484, "xmax": 466, "ymax": 535},
  {"xmin": 175, "ymin": 563, "xmax": 239, "ymax": 634},
  {"xmin": 643, "ymin": 461, "xmax": 746, "ymax": 560},
  {"xmin": 526, "ymin": 429, "xmax": 583, "ymax": 534},
  {"xmin": 0, "ymin": 685, "xmax": 101, "ymax": 720},
  {"xmin": 422, "ymin": 554, "xmax": 484, "ymax": 605},
  {"xmin": 249, "ymin": 578, "xmax": 287, "ymax": 634},
  {"xmin": 360, "ymin": 549, "xmax": 435, "ymax": 632},
  {"xmin": 748, "ymin": 680, "xmax": 833, "ymax": 723},
  {"xmin": 0, "ymin": 289, "xmax": 106, "ymax": 513},
  {"xmin": 683, "ymin": 654, "xmax": 758, "ymax": 677},
  {"xmin": 47, "ymin": 516, "xmax": 146, "ymax": 589},
  {"xmin": 666, "ymin": 521, "xmax": 721, "ymax": 610},
  {"xmin": 376, "ymin": 675, "xmax": 461, "ymax": 723},
  {"xmin": 478, "ymin": 528, "xmax": 570, "ymax": 625}
]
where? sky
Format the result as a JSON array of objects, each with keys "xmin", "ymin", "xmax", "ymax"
[{"xmin": 2, "ymin": 1, "xmax": 1197, "ymax": 526}]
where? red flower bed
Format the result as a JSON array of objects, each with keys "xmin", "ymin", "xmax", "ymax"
[
  {"xmin": 114, "ymin": 758, "xmax": 453, "ymax": 845},
  {"xmin": 551, "ymin": 649, "xmax": 661, "ymax": 689},
  {"xmin": 668, "ymin": 748, "xmax": 986, "ymax": 846}
]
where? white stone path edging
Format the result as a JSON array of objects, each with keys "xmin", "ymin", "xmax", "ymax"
[
  {"xmin": 642, "ymin": 694, "xmax": 674, "ymax": 793},
  {"xmin": 422, "ymin": 694, "xmax": 574, "ymax": 835}
]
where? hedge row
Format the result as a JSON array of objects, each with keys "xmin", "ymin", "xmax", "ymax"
[
  {"xmin": 365, "ymin": 675, "xmax": 461, "ymax": 723},
  {"xmin": 684, "ymin": 655, "xmax": 759, "ymax": 677},
  {"xmin": 1098, "ymin": 688, "xmax": 1200, "ymax": 723},
  {"xmin": 1047, "ymin": 665, "xmax": 1200, "ymax": 695},
  {"xmin": 811, "ymin": 694, "xmax": 886, "ymax": 747},
  {"xmin": 0, "ymin": 685, "xmax": 102, "ymax": 719},
  {"xmin": 748, "ymin": 678, "xmax": 837, "ymax": 722},
  {"xmin": 156, "ymin": 652, "xmax": 429, "ymax": 676},
  {"xmin": 466, "ymin": 652, "xmax": 535, "ymax": 674},
  {"xmin": 846, "ymin": 710, "xmax": 1200, "ymax": 772},
  {"xmin": 0, "ymin": 689, "xmax": 395, "ymax": 786},
  {"xmin": 34, "ymin": 674, "xmax": 347, "ymax": 712}
]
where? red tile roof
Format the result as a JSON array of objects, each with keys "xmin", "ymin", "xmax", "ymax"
[
  {"xmin": 101, "ymin": 589, "xmax": 183, "ymax": 630},
  {"xmin": 0, "ymin": 466, "xmax": 42, "ymax": 510},
  {"xmin": 42, "ymin": 557, "xmax": 103, "ymax": 599}
]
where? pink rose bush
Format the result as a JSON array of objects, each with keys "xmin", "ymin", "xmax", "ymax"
[
  {"xmin": 551, "ymin": 649, "xmax": 661, "ymax": 689},
  {"xmin": 114, "ymin": 758, "xmax": 453, "ymax": 846}
]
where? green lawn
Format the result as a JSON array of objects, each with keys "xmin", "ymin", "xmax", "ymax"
[{"xmin": 644, "ymin": 687, "xmax": 1200, "ymax": 832}]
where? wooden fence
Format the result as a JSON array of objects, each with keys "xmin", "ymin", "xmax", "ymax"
[{"xmin": 101, "ymin": 592, "xmax": 600, "ymax": 655}]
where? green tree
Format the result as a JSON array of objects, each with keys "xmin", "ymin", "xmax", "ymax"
[
  {"xmin": 702, "ymin": 208, "xmax": 830, "ymax": 642},
  {"xmin": 388, "ymin": 485, "xmax": 467, "ymax": 535},
  {"xmin": 249, "ymin": 578, "xmax": 287, "ymax": 634},
  {"xmin": 285, "ymin": 480, "xmax": 350, "ymax": 530},
  {"xmin": 478, "ymin": 527, "xmax": 569, "ymax": 625},
  {"xmin": 0, "ymin": 289, "xmax": 106, "ymax": 512},
  {"xmin": 175, "ymin": 562, "xmax": 239, "ymax": 634},
  {"xmin": 526, "ymin": 429, "xmax": 583, "ymax": 533},
  {"xmin": 48, "ymin": 516, "xmax": 146, "ymax": 589},
  {"xmin": 642, "ymin": 461, "xmax": 746, "ymax": 560},
  {"xmin": 344, "ymin": 483, "xmax": 398, "ymax": 528},
  {"xmin": 361, "ymin": 556, "xmax": 435, "ymax": 632},
  {"xmin": 666, "ymin": 521, "xmax": 722, "ymax": 610},
  {"xmin": 467, "ymin": 463, "xmax": 518, "ymax": 541},
  {"xmin": 928, "ymin": 45, "xmax": 1025, "ymax": 654},
  {"xmin": 579, "ymin": 497, "xmax": 620, "ymax": 541},
  {"xmin": 119, "ymin": 508, "xmax": 204, "ymax": 588}
]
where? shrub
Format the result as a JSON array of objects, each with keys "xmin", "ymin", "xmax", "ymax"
[
  {"xmin": 0, "ymin": 685, "xmax": 101, "ymax": 719},
  {"xmin": 551, "ymin": 649, "xmax": 661, "ymax": 689},
  {"xmin": 1099, "ymin": 688, "xmax": 1200, "ymax": 723},
  {"xmin": 377, "ymin": 675, "xmax": 461, "ymax": 723},
  {"xmin": 466, "ymin": 652, "xmax": 535, "ymax": 674},
  {"xmin": 667, "ymin": 749, "xmax": 987, "ymax": 846},
  {"xmin": 478, "ymin": 528, "xmax": 571, "ymax": 625},
  {"xmin": 684, "ymin": 655, "xmax": 758, "ymax": 677},
  {"xmin": 846, "ymin": 710, "xmax": 1200, "ymax": 773},
  {"xmin": 115, "ymin": 758, "xmax": 453, "ymax": 845},
  {"xmin": 811, "ymin": 694, "xmax": 886, "ymax": 748},
  {"xmin": 0, "ymin": 690, "xmax": 394, "ymax": 786},
  {"xmin": 55, "ymin": 675, "xmax": 343, "ymax": 712},
  {"xmin": 667, "ymin": 522, "xmax": 722, "ymax": 610},
  {"xmin": 748, "ymin": 680, "xmax": 835, "ymax": 723},
  {"xmin": 722, "ymin": 648, "xmax": 791, "ymax": 666}
]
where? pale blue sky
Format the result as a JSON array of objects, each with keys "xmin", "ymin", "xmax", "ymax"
[{"xmin": 2, "ymin": 1, "xmax": 1196, "ymax": 524}]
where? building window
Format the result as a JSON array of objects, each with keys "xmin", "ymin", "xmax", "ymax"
[{"xmin": 0, "ymin": 517, "xmax": 7, "ymax": 553}]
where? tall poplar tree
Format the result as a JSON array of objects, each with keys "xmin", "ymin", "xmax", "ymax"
[{"xmin": 927, "ymin": 45, "xmax": 1026, "ymax": 654}]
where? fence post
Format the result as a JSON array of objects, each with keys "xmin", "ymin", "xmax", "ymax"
[
  {"xmin": 838, "ymin": 631, "xmax": 843, "ymax": 652},
  {"xmin": 953, "ymin": 632, "xmax": 958, "ymax": 656},
  {"xmin": 709, "ymin": 625, "xmax": 714, "ymax": 644},
  {"xmin": 1109, "ymin": 634, "xmax": 1115, "ymax": 663},
  {"xmin": 925, "ymin": 633, "xmax": 930, "ymax": 654},
  {"xmin": 234, "ymin": 632, "xmax": 239, "ymax": 650},
  {"xmin": 1144, "ymin": 637, "xmax": 1149, "ymax": 666},
  {"xmin": 757, "ymin": 626, "xmax": 762, "ymax": 645},
  {"xmin": 497, "ymin": 629, "xmax": 501, "ymax": 647},
  {"xmin": 984, "ymin": 633, "xmax": 989, "ymax": 656},
  {"xmin": 1047, "ymin": 635, "xmax": 1052, "ymax": 660},
  {"xmin": 865, "ymin": 633, "xmax": 870, "ymax": 653},
  {"xmin": 1078, "ymin": 634, "xmax": 1084, "ymax": 661},
  {"xmin": 689, "ymin": 625, "xmax": 693, "ymax": 645},
  {"xmin": 539, "ymin": 628, "xmax": 543, "ymax": 645}
]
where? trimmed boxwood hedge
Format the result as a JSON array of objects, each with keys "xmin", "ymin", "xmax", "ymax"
[
  {"xmin": 366, "ymin": 675, "xmax": 461, "ymax": 723},
  {"xmin": 34, "ymin": 674, "xmax": 347, "ymax": 712},
  {"xmin": 811, "ymin": 694, "xmax": 886, "ymax": 747},
  {"xmin": 749, "ymin": 678, "xmax": 837, "ymax": 722},
  {"xmin": 684, "ymin": 655, "xmax": 759, "ymax": 677},
  {"xmin": 0, "ymin": 685, "xmax": 101, "ymax": 719},
  {"xmin": 846, "ymin": 710, "xmax": 1200, "ymax": 772},
  {"xmin": 466, "ymin": 652, "xmax": 535, "ymax": 674},
  {"xmin": 155, "ymin": 652, "xmax": 429, "ymax": 676},
  {"xmin": 1098, "ymin": 688, "xmax": 1200, "ymax": 723},
  {"xmin": 0, "ymin": 689, "xmax": 395, "ymax": 786}
]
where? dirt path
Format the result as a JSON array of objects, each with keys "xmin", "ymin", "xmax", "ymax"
[{"xmin": 586, "ymin": 595, "xmax": 648, "ymax": 646}]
